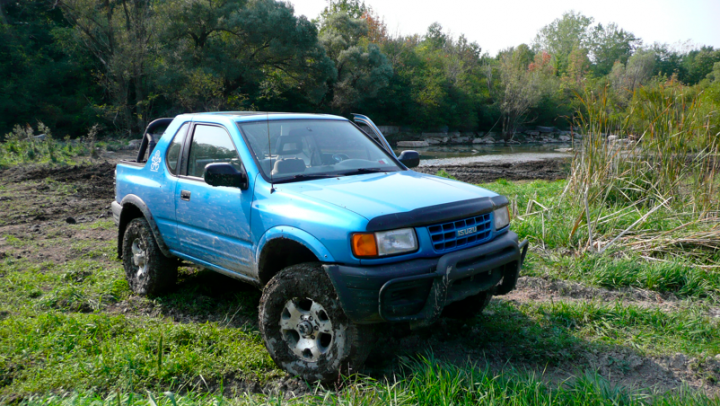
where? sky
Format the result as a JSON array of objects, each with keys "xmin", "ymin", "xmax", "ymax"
[{"xmin": 287, "ymin": 0, "xmax": 720, "ymax": 56}]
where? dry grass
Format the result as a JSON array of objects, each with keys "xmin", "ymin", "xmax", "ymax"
[{"xmin": 513, "ymin": 83, "xmax": 720, "ymax": 263}]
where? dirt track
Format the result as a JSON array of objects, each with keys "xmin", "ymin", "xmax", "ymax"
[{"xmin": 1, "ymin": 159, "xmax": 718, "ymax": 397}]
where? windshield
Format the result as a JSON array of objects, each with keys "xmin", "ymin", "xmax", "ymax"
[{"xmin": 238, "ymin": 119, "xmax": 402, "ymax": 182}]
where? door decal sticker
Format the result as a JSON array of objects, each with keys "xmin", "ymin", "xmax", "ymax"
[{"xmin": 150, "ymin": 150, "xmax": 162, "ymax": 172}]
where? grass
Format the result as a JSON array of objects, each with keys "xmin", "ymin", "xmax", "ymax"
[
  {"xmin": 1, "ymin": 312, "xmax": 273, "ymax": 395},
  {"xmin": 0, "ymin": 174, "xmax": 717, "ymax": 403},
  {"xmin": 474, "ymin": 178, "xmax": 720, "ymax": 300},
  {"xmin": 2, "ymin": 225, "xmax": 720, "ymax": 401},
  {"xmin": 14, "ymin": 357, "xmax": 720, "ymax": 405},
  {"xmin": 1, "ymin": 213, "xmax": 719, "ymax": 403},
  {"xmin": 2, "ymin": 89, "xmax": 719, "ymax": 402}
]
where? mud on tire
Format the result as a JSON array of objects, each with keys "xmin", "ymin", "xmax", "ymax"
[
  {"xmin": 441, "ymin": 290, "xmax": 493, "ymax": 319},
  {"xmin": 259, "ymin": 263, "xmax": 374, "ymax": 382},
  {"xmin": 122, "ymin": 218, "xmax": 177, "ymax": 296}
]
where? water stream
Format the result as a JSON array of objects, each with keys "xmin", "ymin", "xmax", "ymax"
[{"xmin": 393, "ymin": 143, "xmax": 574, "ymax": 166}]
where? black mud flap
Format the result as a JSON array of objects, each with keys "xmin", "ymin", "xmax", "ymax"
[{"xmin": 494, "ymin": 239, "xmax": 529, "ymax": 295}]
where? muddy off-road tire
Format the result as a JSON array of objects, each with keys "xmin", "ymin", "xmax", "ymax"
[
  {"xmin": 441, "ymin": 290, "xmax": 493, "ymax": 319},
  {"xmin": 259, "ymin": 263, "xmax": 374, "ymax": 382},
  {"xmin": 122, "ymin": 218, "xmax": 177, "ymax": 296}
]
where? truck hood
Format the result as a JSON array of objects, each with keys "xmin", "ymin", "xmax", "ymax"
[{"xmin": 275, "ymin": 170, "xmax": 498, "ymax": 221}]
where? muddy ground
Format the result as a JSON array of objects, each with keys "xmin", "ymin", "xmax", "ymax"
[
  {"xmin": 415, "ymin": 158, "xmax": 570, "ymax": 183},
  {"xmin": 1, "ymin": 158, "xmax": 718, "ymax": 398}
]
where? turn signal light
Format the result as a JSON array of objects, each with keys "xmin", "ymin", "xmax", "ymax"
[{"xmin": 352, "ymin": 233, "xmax": 378, "ymax": 257}]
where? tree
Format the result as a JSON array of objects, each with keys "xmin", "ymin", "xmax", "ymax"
[
  {"xmin": 361, "ymin": 7, "xmax": 387, "ymax": 44},
  {"xmin": 651, "ymin": 43, "xmax": 687, "ymax": 80},
  {"xmin": 683, "ymin": 47, "xmax": 720, "ymax": 85},
  {"xmin": 158, "ymin": 0, "xmax": 335, "ymax": 113},
  {"xmin": 59, "ymin": 0, "xmax": 158, "ymax": 134},
  {"xmin": 611, "ymin": 49, "xmax": 655, "ymax": 96},
  {"xmin": 319, "ymin": 0, "xmax": 367, "ymax": 20},
  {"xmin": 319, "ymin": 11, "xmax": 392, "ymax": 113},
  {"xmin": 497, "ymin": 47, "xmax": 550, "ymax": 134},
  {"xmin": 564, "ymin": 46, "xmax": 590, "ymax": 88},
  {"xmin": 0, "ymin": 0, "xmax": 99, "ymax": 137},
  {"xmin": 533, "ymin": 11, "xmax": 593, "ymax": 75},
  {"xmin": 588, "ymin": 23, "xmax": 640, "ymax": 76}
]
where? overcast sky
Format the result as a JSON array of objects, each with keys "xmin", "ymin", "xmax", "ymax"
[{"xmin": 288, "ymin": 0, "xmax": 720, "ymax": 55}]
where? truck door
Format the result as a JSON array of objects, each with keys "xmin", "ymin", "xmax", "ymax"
[{"xmin": 174, "ymin": 123, "xmax": 254, "ymax": 276}]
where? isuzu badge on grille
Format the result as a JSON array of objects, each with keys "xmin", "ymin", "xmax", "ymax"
[{"xmin": 457, "ymin": 226, "xmax": 477, "ymax": 237}]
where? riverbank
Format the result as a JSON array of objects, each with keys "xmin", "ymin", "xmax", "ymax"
[
  {"xmin": 384, "ymin": 126, "xmax": 579, "ymax": 147},
  {"xmin": 415, "ymin": 157, "xmax": 571, "ymax": 183}
]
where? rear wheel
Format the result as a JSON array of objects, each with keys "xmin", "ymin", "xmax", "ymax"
[
  {"xmin": 441, "ymin": 290, "xmax": 493, "ymax": 319},
  {"xmin": 122, "ymin": 218, "xmax": 177, "ymax": 296},
  {"xmin": 258, "ymin": 263, "xmax": 374, "ymax": 382}
]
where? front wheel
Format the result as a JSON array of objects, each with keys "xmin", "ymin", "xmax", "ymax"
[{"xmin": 258, "ymin": 263, "xmax": 374, "ymax": 382}]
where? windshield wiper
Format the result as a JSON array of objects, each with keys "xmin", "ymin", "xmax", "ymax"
[
  {"xmin": 273, "ymin": 173, "xmax": 342, "ymax": 184},
  {"xmin": 341, "ymin": 168, "xmax": 391, "ymax": 176}
]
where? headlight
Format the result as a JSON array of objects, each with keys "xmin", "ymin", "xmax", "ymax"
[
  {"xmin": 494, "ymin": 206, "xmax": 510, "ymax": 230},
  {"xmin": 352, "ymin": 228, "xmax": 418, "ymax": 257}
]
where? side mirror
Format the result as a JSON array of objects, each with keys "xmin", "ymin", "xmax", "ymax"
[
  {"xmin": 397, "ymin": 150, "xmax": 420, "ymax": 168},
  {"xmin": 204, "ymin": 163, "xmax": 248, "ymax": 189}
]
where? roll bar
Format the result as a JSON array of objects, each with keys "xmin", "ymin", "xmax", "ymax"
[{"xmin": 136, "ymin": 118, "xmax": 174, "ymax": 162}]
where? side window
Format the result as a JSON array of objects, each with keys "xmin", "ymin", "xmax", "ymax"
[
  {"xmin": 166, "ymin": 123, "xmax": 188, "ymax": 175},
  {"xmin": 188, "ymin": 125, "xmax": 242, "ymax": 178}
]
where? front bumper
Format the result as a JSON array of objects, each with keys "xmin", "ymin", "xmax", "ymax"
[
  {"xmin": 324, "ymin": 231, "xmax": 528, "ymax": 324},
  {"xmin": 111, "ymin": 201, "xmax": 122, "ymax": 225}
]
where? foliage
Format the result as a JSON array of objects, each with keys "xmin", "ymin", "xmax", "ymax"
[
  {"xmin": 610, "ymin": 49, "xmax": 656, "ymax": 98},
  {"xmin": 319, "ymin": 11, "xmax": 392, "ymax": 113},
  {"xmin": 0, "ymin": 1, "xmax": 719, "ymax": 138},
  {"xmin": 533, "ymin": 11, "xmax": 594, "ymax": 75},
  {"xmin": 588, "ymin": 23, "xmax": 641, "ymax": 76},
  {"xmin": 496, "ymin": 48, "xmax": 558, "ymax": 134},
  {"xmin": 0, "ymin": 122, "xmax": 97, "ymax": 167},
  {"xmin": 0, "ymin": 0, "xmax": 99, "ymax": 137}
]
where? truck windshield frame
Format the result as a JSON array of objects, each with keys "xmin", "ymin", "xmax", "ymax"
[{"xmin": 237, "ymin": 119, "xmax": 403, "ymax": 184}]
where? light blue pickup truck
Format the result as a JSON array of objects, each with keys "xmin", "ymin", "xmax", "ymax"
[{"xmin": 112, "ymin": 112, "xmax": 528, "ymax": 381}]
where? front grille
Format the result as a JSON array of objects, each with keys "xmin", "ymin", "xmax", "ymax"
[{"xmin": 427, "ymin": 213, "xmax": 493, "ymax": 252}]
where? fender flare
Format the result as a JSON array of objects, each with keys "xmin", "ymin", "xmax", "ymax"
[
  {"xmin": 117, "ymin": 194, "xmax": 173, "ymax": 258},
  {"xmin": 254, "ymin": 226, "xmax": 336, "ymax": 275}
]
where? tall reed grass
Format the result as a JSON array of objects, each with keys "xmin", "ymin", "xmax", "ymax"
[
  {"xmin": 571, "ymin": 82, "xmax": 719, "ymax": 216},
  {"xmin": 512, "ymin": 82, "xmax": 720, "ymax": 264}
]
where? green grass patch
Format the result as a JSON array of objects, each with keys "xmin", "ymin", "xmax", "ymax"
[
  {"xmin": 477, "ymin": 179, "xmax": 720, "ymax": 298},
  {"xmin": 14, "ymin": 357, "xmax": 718, "ymax": 405},
  {"xmin": 434, "ymin": 169, "xmax": 457, "ymax": 180},
  {"xmin": 468, "ymin": 298, "xmax": 720, "ymax": 361},
  {"xmin": 0, "ymin": 312, "xmax": 275, "ymax": 397},
  {"xmin": 529, "ymin": 254, "xmax": 720, "ymax": 299}
]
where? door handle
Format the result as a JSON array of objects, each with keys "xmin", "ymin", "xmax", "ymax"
[{"xmin": 180, "ymin": 190, "xmax": 191, "ymax": 201}]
